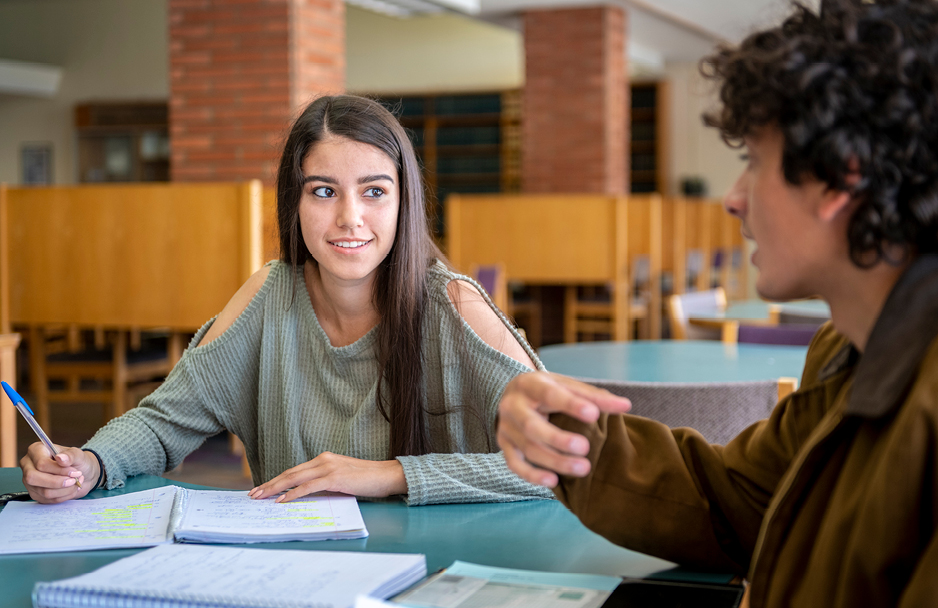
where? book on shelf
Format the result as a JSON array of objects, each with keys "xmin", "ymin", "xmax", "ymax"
[
  {"xmin": 32, "ymin": 544, "xmax": 426, "ymax": 608},
  {"xmin": 0, "ymin": 486, "xmax": 367, "ymax": 554}
]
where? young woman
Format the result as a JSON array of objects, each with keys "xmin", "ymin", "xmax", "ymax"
[{"xmin": 21, "ymin": 95, "xmax": 553, "ymax": 506}]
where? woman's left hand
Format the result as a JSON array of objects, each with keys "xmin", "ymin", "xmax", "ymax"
[{"xmin": 247, "ymin": 452, "xmax": 407, "ymax": 503}]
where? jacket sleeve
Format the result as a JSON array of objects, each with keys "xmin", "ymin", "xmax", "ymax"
[{"xmin": 550, "ymin": 325, "xmax": 851, "ymax": 573}]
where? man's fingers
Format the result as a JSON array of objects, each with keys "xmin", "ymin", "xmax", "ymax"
[
  {"xmin": 500, "ymin": 397, "xmax": 591, "ymax": 457},
  {"xmin": 551, "ymin": 374, "xmax": 632, "ymax": 414},
  {"xmin": 502, "ymin": 445, "xmax": 559, "ymax": 488}
]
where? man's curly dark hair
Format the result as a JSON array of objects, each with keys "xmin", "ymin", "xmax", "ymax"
[{"xmin": 702, "ymin": 0, "xmax": 938, "ymax": 267}]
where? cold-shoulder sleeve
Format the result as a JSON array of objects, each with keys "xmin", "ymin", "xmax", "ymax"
[
  {"xmin": 397, "ymin": 263, "xmax": 554, "ymax": 505},
  {"xmin": 82, "ymin": 268, "xmax": 275, "ymax": 489}
]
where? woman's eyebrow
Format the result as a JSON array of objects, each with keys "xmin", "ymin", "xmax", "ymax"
[
  {"xmin": 302, "ymin": 174, "xmax": 336, "ymax": 185},
  {"xmin": 358, "ymin": 174, "xmax": 395, "ymax": 184}
]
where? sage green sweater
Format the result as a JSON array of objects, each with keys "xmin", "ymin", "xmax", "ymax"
[{"xmin": 84, "ymin": 260, "xmax": 553, "ymax": 505}]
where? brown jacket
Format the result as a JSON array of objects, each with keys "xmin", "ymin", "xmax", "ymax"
[{"xmin": 551, "ymin": 255, "xmax": 938, "ymax": 607}]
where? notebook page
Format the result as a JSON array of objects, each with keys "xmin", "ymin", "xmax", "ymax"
[
  {"xmin": 0, "ymin": 486, "xmax": 177, "ymax": 554},
  {"xmin": 36, "ymin": 544, "xmax": 427, "ymax": 608},
  {"xmin": 174, "ymin": 489, "xmax": 367, "ymax": 541}
]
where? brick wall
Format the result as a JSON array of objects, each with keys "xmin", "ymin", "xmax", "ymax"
[
  {"xmin": 522, "ymin": 6, "xmax": 628, "ymax": 194},
  {"xmin": 169, "ymin": 0, "xmax": 345, "ymax": 185}
]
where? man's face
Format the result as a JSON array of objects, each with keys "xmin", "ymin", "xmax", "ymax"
[{"xmin": 724, "ymin": 127, "xmax": 838, "ymax": 301}]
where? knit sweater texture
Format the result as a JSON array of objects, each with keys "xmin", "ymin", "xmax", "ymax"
[{"xmin": 84, "ymin": 260, "xmax": 554, "ymax": 505}]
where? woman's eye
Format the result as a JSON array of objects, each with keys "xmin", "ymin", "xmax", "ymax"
[
  {"xmin": 364, "ymin": 187, "xmax": 384, "ymax": 198},
  {"xmin": 312, "ymin": 186, "xmax": 335, "ymax": 198}
]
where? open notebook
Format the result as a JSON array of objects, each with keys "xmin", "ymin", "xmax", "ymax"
[
  {"xmin": 33, "ymin": 544, "xmax": 426, "ymax": 608},
  {"xmin": 0, "ymin": 486, "xmax": 368, "ymax": 554}
]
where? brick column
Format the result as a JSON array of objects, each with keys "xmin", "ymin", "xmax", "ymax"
[
  {"xmin": 522, "ymin": 6, "xmax": 628, "ymax": 194},
  {"xmin": 169, "ymin": 0, "xmax": 344, "ymax": 185}
]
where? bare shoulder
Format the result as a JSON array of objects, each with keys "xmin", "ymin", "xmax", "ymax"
[
  {"xmin": 198, "ymin": 265, "xmax": 274, "ymax": 346},
  {"xmin": 446, "ymin": 279, "xmax": 536, "ymax": 370}
]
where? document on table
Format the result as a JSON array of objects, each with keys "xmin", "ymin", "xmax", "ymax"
[
  {"xmin": 0, "ymin": 486, "xmax": 177, "ymax": 554},
  {"xmin": 392, "ymin": 561, "xmax": 620, "ymax": 608},
  {"xmin": 0, "ymin": 486, "xmax": 368, "ymax": 554}
]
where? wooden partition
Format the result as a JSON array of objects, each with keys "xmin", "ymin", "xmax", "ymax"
[
  {"xmin": 0, "ymin": 184, "xmax": 23, "ymax": 466},
  {"xmin": 7, "ymin": 182, "xmax": 263, "ymax": 329},
  {"xmin": 446, "ymin": 194, "xmax": 662, "ymax": 341}
]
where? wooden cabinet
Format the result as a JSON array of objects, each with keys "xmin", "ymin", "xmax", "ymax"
[
  {"xmin": 375, "ymin": 91, "xmax": 522, "ymax": 238},
  {"xmin": 630, "ymin": 81, "xmax": 669, "ymax": 195},
  {"xmin": 75, "ymin": 102, "xmax": 170, "ymax": 183}
]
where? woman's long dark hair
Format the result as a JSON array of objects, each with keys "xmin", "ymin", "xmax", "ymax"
[{"xmin": 276, "ymin": 95, "xmax": 445, "ymax": 458}]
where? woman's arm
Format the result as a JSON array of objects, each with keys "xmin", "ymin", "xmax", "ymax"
[{"xmin": 82, "ymin": 265, "xmax": 273, "ymax": 488}]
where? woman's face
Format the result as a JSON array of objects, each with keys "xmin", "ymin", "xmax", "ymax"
[{"xmin": 299, "ymin": 134, "xmax": 400, "ymax": 288}]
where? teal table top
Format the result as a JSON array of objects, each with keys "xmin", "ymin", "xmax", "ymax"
[
  {"xmin": 0, "ymin": 469, "xmax": 732, "ymax": 607},
  {"xmin": 538, "ymin": 340, "xmax": 807, "ymax": 383},
  {"xmin": 690, "ymin": 298, "xmax": 831, "ymax": 322}
]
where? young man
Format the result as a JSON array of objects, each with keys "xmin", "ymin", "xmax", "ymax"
[{"xmin": 497, "ymin": 1, "xmax": 938, "ymax": 606}]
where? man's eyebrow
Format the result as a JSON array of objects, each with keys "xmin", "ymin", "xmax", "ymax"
[{"xmin": 359, "ymin": 174, "xmax": 395, "ymax": 184}]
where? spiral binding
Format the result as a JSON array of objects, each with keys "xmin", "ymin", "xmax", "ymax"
[{"xmin": 34, "ymin": 582, "xmax": 334, "ymax": 608}]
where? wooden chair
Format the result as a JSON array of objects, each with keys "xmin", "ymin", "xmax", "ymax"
[
  {"xmin": 667, "ymin": 287, "xmax": 728, "ymax": 341},
  {"xmin": 28, "ymin": 327, "xmax": 184, "ymax": 432},
  {"xmin": 583, "ymin": 377, "xmax": 798, "ymax": 445}
]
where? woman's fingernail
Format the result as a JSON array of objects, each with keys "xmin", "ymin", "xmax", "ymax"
[{"xmin": 63, "ymin": 478, "xmax": 76, "ymax": 487}]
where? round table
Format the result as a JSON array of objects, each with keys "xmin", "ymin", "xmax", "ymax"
[{"xmin": 537, "ymin": 340, "xmax": 808, "ymax": 383}]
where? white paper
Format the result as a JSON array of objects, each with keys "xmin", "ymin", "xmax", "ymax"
[
  {"xmin": 35, "ymin": 544, "xmax": 427, "ymax": 608},
  {"xmin": 175, "ymin": 489, "xmax": 368, "ymax": 541},
  {"xmin": 0, "ymin": 486, "xmax": 177, "ymax": 554}
]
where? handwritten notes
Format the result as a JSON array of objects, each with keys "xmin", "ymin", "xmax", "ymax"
[
  {"xmin": 0, "ymin": 487, "xmax": 177, "ymax": 554},
  {"xmin": 174, "ymin": 490, "xmax": 368, "ymax": 542}
]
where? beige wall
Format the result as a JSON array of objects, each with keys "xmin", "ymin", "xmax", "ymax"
[
  {"xmin": 346, "ymin": 6, "xmax": 523, "ymax": 94},
  {"xmin": 0, "ymin": 0, "xmax": 169, "ymax": 186},
  {"xmin": 664, "ymin": 61, "xmax": 745, "ymax": 200}
]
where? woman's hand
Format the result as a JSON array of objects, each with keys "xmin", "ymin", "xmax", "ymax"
[
  {"xmin": 248, "ymin": 452, "xmax": 408, "ymax": 503},
  {"xmin": 21, "ymin": 443, "xmax": 98, "ymax": 504},
  {"xmin": 497, "ymin": 372, "xmax": 631, "ymax": 488}
]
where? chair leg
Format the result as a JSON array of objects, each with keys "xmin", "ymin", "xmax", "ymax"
[
  {"xmin": 29, "ymin": 325, "xmax": 51, "ymax": 432},
  {"xmin": 564, "ymin": 286, "xmax": 578, "ymax": 343},
  {"xmin": 110, "ymin": 331, "xmax": 127, "ymax": 422}
]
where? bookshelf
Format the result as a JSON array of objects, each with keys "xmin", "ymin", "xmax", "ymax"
[
  {"xmin": 375, "ymin": 91, "xmax": 522, "ymax": 238},
  {"xmin": 629, "ymin": 81, "xmax": 669, "ymax": 195},
  {"xmin": 75, "ymin": 102, "xmax": 170, "ymax": 183}
]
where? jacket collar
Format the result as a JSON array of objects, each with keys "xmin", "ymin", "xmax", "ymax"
[{"xmin": 827, "ymin": 254, "xmax": 938, "ymax": 418}]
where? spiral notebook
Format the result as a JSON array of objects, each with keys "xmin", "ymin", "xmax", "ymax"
[
  {"xmin": 32, "ymin": 544, "xmax": 427, "ymax": 608},
  {"xmin": 0, "ymin": 486, "xmax": 368, "ymax": 554}
]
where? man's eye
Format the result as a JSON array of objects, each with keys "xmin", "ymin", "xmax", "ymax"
[
  {"xmin": 364, "ymin": 187, "xmax": 384, "ymax": 198},
  {"xmin": 312, "ymin": 186, "xmax": 335, "ymax": 198}
]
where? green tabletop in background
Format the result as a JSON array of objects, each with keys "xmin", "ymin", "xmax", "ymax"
[
  {"xmin": 0, "ymin": 469, "xmax": 733, "ymax": 607},
  {"xmin": 538, "ymin": 340, "xmax": 808, "ymax": 383}
]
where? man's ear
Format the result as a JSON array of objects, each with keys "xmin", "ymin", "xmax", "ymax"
[
  {"xmin": 818, "ymin": 158, "xmax": 861, "ymax": 222},
  {"xmin": 817, "ymin": 189, "xmax": 853, "ymax": 222}
]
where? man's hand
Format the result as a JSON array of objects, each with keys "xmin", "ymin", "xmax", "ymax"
[
  {"xmin": 248, "ymin": 452, "xmax": 408, "ymax": 503},
  {"xmin": 497, "ymin": 372, "xmax": 631, "ymax": 488},
  {"xmin": 21, "ymin": 443, "xmax": 98, "ymax": 504}
]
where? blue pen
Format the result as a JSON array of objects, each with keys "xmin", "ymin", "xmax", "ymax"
[{"xmin": 2, "ymin": 381, "xmax": 81, "ymax": 488}]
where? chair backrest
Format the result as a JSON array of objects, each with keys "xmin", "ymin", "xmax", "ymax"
[
  {"xmin": 469, "ymin": 263, "xmax": 508, "ymax": 312},
  {"xmin": 667, "ymin": 287, "xmax": 727, "ymax": 340},
  {"xmin": 737, "ymin": 323, "xmax": 820, "ymax": 346},
  {"xmin": 583, "ymin": 378, "xmax": 786, "ymax": 445}
]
